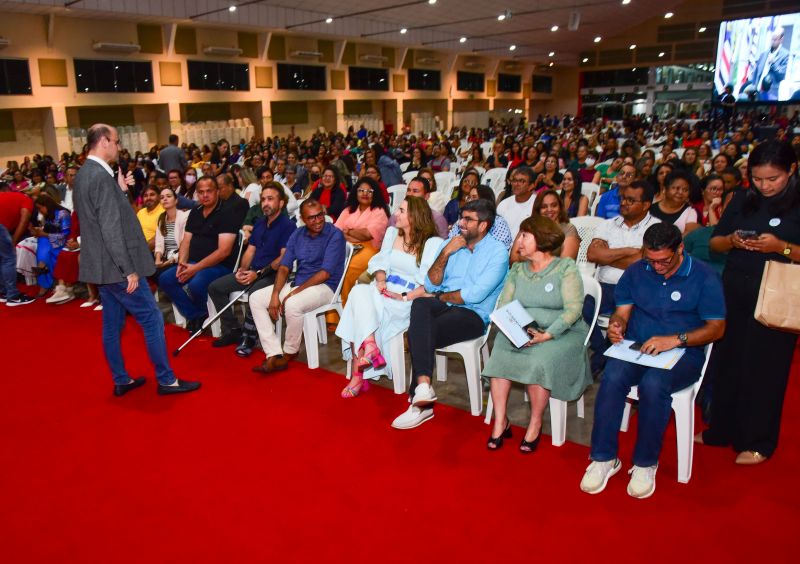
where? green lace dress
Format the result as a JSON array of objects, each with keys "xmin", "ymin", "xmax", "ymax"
[{"xmin": 482, "ymin": 257, "xmax": 592, "ymax": 401}]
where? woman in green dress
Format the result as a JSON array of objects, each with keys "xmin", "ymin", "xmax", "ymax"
[{"xmin": 483, "ymin": 215, "xmax": 592, "ymax": 452}]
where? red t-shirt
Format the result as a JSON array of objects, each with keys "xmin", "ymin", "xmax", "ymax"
[{"xmin": 0, "ymin": 192, "xmax": 34, "ymax": 232}]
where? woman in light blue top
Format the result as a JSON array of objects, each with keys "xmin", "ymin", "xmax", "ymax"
[{"xmin": 336, "ymin": 197, "xmax": 442, "ymax": 398}]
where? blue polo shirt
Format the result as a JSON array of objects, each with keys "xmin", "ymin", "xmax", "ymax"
[
  {"xmin": 248, "ymin": 213, "xmax": 296, "ymax": 271},
  {"xmin": 280, "ymin": 222, "xmax": 346, "ymax": 291},
  {"xmin": 615, "ymin": 253, "xmax": 725, "ymax": 362},
  {"xmin": 595, "ymin": 186, "xmax": 620, "ymax": 219},
  {"xmin": 424, "ymin": 234, "xmax": 509, "ymax": 325}
]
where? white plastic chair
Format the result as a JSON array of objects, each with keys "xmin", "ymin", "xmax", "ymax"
[
  {"xmin": 482, "ymin": 167, "xmax": 508, "ymax": 199},
  {"xmin": 301, "ymin": 242, "xmax": 355, "ymax": 369},
  {"xmin": 590, "ymin": 190, "xmax": 603, "ymax": 216},
  {"xmin": 480, "ymin": 141, "xmax": 494, "ymax": 157},
  {"xmin": 435, "ymin": 330, "xmax": 491, "ymax": 416},
  {"xmin": 402, "ymin": 171, "xmax": 418, "ymax": 186},
  {"xmin": 399, "ymin": 162, "xmax": 410, "ymax": 172},
  {"xmin": 581, "ymin": 182, "xmax": 600, "ymax": 208},
  {"xmin": 434, "ymin": 171, "xmax": 456, "ymax": 194},
  {"xmin": 345, "ymin": 330, "xmax": 407, "ymax": 395},
  {"xmin": 570, "ymin": 216, "xmax": 606, "ymax": 277},
  {"xmin": 619, "ymin": 343, "xmax": 714, "ymax": 483},
  {"xmin": 387, "ymin": 184, "xmax": 407, "ymax": 213},
  {"xmin": 483, "ymin": 273, "xmax": 601, "ymax": 446}
]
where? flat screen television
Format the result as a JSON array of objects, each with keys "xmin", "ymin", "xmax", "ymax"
[{"xmin": 714, "ymin": 13, "xmax": 800, "ymax": 103}]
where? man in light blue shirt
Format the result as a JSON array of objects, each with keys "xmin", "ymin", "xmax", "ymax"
[
  {"xmin": 594, "ymin": 163, "xmax": 636, "ymax": 219},
  {"xmin": 391, "ymin": 199, "xmax": 508, "ymax": 430}
]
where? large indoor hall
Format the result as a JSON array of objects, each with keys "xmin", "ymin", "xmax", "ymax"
[{"xmin": 1, "ymin": 0, "xmax": 799, "ymax": 561}]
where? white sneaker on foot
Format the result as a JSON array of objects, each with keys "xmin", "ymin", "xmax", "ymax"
[
  {"xmin": 391, "ymin": 405, "xmax": 434, "ymax": 430},
  {"xmin": 45, "ymin": 285, "xmax": 67, "ymax": 303},
  {"xmin": 627, "ymin": 465, "xmax": 657, "ymax": 499},
  {"xmin": 411, "ymin": 382, "xmax": 437, "ymax": 407},
  {"xmin": 51, "ymin": 288, "xmax": 75, "ymax": 304},
  {"xmin": 580, "ymin": 458, "xmax": 622, "ymax": 494}
]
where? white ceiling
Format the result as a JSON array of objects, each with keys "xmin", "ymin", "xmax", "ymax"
[{"xmin": 0, "ymin": 0, "xmax": 686, "ymax": 64}]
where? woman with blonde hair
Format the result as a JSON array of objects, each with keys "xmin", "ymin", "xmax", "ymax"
[{"xmin": 335, "ymin": 196, "xmax": 442, "ymax": 398}]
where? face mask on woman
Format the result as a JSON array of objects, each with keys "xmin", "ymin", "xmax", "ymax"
[
  {"xmin": 185, "ymin": 174, "xmax": 196, "ymax": 186},
  {"xmin": 310, "ymin": 173, "xmax": 320, "ymax": 182}
]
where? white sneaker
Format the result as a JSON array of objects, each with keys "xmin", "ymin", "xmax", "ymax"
[
  {"xmin": 45, "ymin": 285, "xmax": 66, "ymax": 303},
  {"xmin": 391, "ymin": 405, "xmax": 434, "ymax": 430},
  {"xmin": 627, "ymin": 465, "xmax": 657, "ymax": 499},
  {"xmin": 94, "ymin": 304, "xmax": 103, "ymax": 311},
  {"xmin": 580, "ymin": 458, "xmax": 622, "ymax": 494},
  {"xmin": 411, "ymin": 382, "xmax": 437, "ymax": 407},
  {"xmin": 80, "ymin": 299, "xmax": 98, "ymax": 308},
  {"xmin": 51, "ymin": 288, "xmax": 75, "ymax": 304}
]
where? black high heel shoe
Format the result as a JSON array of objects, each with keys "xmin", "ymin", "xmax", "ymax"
[
  {"xmin": 487, "ymin": 420, "xmax": 513, "ymax": 450},
  {"xmin": 519, "ymin": 432, "xmax": 541, "ymax": 454}
]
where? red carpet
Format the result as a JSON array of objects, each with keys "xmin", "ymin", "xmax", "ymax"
[{"xmin": 1, "ymin": 299, "xmax": 797, "ymax": 562}]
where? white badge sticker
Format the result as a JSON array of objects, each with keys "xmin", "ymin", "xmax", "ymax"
[
  {"xmin": 545, "ymin": 283, "xmax": 554, "ymax": 293},
  {"xmin": 769, "ymin": 218, "xmax": 781, "ymax": 227},
  {"xmin": 671, "ymin": 291, "xmax": 682, "ymax": 302}
]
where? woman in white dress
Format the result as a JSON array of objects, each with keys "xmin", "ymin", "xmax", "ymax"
[{"xmin": 335, "ymin": 197, "xmax": 443, "ymax": 398}]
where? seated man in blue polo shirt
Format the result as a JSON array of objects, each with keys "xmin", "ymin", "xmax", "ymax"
[
  {"xmin": 249, "ymin": 198, "xmax": 346, "ymax": 374},
  {"xmin": 594, "ymin": 163, "xmax": 636, "ymax": 219},
  {"xmin": 580, "ymin": 223, "xmax": 725, "ymax": 499},
  {"xmin": 392, "ymin": 199, "xmax": 509, "ymax": 430},
  {"xmin": 207, "ymin": 182, "xmax": 296, "ymax": 356}
]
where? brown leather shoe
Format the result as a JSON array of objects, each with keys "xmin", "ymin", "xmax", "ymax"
[
  {"xmin": 252, "ymin": 355, "xmax": 289, "ymax": 374},
  {"xmin": 284, "ymin": 352, "xmax": 298, "ymax": 364}
]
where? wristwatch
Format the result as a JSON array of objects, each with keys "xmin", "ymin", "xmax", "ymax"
[
  {"xmin": 434, "ymin": 291, "xmax": 444, "ymax": 301},
  {"xmin": 402, "ymin": 292, "xmax": 408, "ymax": 302},
  {"xmin": 677, "ymin": 333, "xmax": 688, "ymax": 348},
  {"xmin": 783, "ymin": 242, "xmax": 792, "ymax": 257}
]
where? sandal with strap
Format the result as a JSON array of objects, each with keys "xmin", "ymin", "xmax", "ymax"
[
  {"xmin": 487, "ymin": 420, "xmax": 512, "ymax": 450},
  {"xmin": 358, "ymin": 339, "xmax": 386, "ymax": 370},
  {"xmin": 341, "ymin": 380, "xmax": 370, "ymax": 399},
  {"xmin": 735, "ymin": 450, "xmax": 768, "ymax": 465}
]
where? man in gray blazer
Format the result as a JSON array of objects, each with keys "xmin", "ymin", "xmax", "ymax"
[
  {"xmin": 74, "ymin": 123, "xmax": 200, "ymax": 397},
  {"xmin": 158, "ymin": 134, "xmax": 188, "ymax": 174}
]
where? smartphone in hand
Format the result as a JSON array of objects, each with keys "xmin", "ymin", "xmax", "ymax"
[
  {"xmin": 736, "ymin": 229, "xmax": 759, "ymax": 241},
  {"xmin": 628, "ymin": 341, "xmax": 644, "ymax": 351}
]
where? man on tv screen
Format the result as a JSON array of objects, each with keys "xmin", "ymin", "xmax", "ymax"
[{"xmin": 747, "ymin": 27, "xmax": 789, "ymax": 101}]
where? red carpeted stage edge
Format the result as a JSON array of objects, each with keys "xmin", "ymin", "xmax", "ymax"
[{"xmin": 1, "ymin": 299, "xmax": 797, "ymax": 562}]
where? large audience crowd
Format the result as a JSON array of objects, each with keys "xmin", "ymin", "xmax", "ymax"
[{"xmin": 1, "ymin": 107, "xmax": 799, "ymax": 499}]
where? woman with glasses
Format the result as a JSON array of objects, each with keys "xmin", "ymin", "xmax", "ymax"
[
  {"xmin": 443, "ymin": 169, "xmax": 481, "ymax": 225},
  {"xmin": 702, "ymin": 140, "xmax": 800, "ymax": 465},
  {"xmin": 692, "ymin": 174, "xmax": 724, "ymax": 227},
  {"xmin": 309, "ymin": 165, "xmax": 348, "ymax": 220},
  {"xmin": 483, "ymin": 215, "xmax": 591, "ymax": 452},
  {"xmin": 650, "ymin": 169, "xmax": 699, "ymax": 233},
  {"xmin": 335, "ymin": 197, "xmax": 442, "ymax": 398},
  {"xmin": 333, "ymin": 177, "xmax": 391, "ymax": 313}
]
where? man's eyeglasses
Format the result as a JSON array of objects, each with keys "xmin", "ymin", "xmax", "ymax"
[
  {"xmin": 303, "ymin": 211, "xmax": 326, "ymax": 222},
  {"xmin": 459, "ymin": 215, "xmax": 481, "ymax": 223},
  {"xmin": 617, "ymin": 172, "xmax": 635, "ymax": 179},
  {"xmin": 105, "ymin": 136, "xmax": 121, "ymax": 146},
  {"xmin": 620, "ymin": 196, "xmax": 644, "ymax": 205},
  {"xmin": 644, "ymin": 253, "xmax": 676, "ymax": 268}
]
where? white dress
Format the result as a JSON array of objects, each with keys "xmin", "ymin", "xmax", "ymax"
[{"xmin": 335, "ymin": 227, "xmax": 442, "ymax": 380}]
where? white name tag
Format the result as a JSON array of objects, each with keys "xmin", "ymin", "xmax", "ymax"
[
  {"xmin": 769, "ymin": 218, "xmax": 781, "ymax": 227},
  {"xmin": 671, "ymin": 291, "xmax": 682, "ymax": 302},
  {"xmin": 545, "ymin": 283, "xmax": 554, "ymax": 293}
]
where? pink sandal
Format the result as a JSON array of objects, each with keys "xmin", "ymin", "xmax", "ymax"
[{"xmin": 341, "ymin": 379, "xmax": 369, "ymax": 399}]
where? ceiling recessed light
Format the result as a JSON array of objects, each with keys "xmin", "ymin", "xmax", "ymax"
[
  {"xmin": 228, "ymin": 5, "xmax": 236, "ymax": 12},
  {"xmin": 548, "ymin": 51, "xmax": 555, "ymax": 57},
  {"xmin": 629, "ymin": 44, "xmax": 636, "ymax": 50},
  {"xmin": 582, "ymin": 57, "xmax": 589, "ymax": 63},
  {"xmin": 459, "ymin": 37, "xmax": 467, "ymax": 43},
  {"xmin": 509, "ymin": 45, "xmax": 516, "ymax": 51},
  {"xmin": 325, "ymin": 17, "xmax": 333, "ymax": 23},
  {"xmin": 498, "ymin": 14, "xmax": 506, "ymax": 21},
  {"xmin": 428, "ymin": 0, "xmax": 437, "ymax": 4},
  {"xmin": 549, "ymin": 62, "xmax": 554, "ymax": 67},
  {"xmin": 550, "ymin": 25, "xmax": 559, "ymax": 32},
  {"xmin": 698, "ymin": 26, "xmax": 706, "ymax": 33},
  {"xmin": 622, "ymin": 0, "xmax": 631, "ymax": 4},
  {"xmin": 594, "ymin": 36, "xmax": 601, "ymax": 43},
  {"xmin": 659, "ymin": 51, "xmax": 665, "ymax": 57},
  {"xmin": 664, "ymin": 12, "xmax": 673, "ymax": 18},
  {"xmin": 632, "ymin": 67, "xmax": 637, "ymax": 71},
  {"xmin": 400, "ymin": 28, "xmax": 407, "ymax": 34}
]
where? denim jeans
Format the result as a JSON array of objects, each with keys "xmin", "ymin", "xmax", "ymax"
[
  {"xmin": 158, "ymin": 262, "xmax": 231, "ymax": 321},
  {"xmin": 0, "ymin": 225, "xmax": 20, "ymax": 299},
  {"xmin": 99, "ymin": 281, "xmax": 177, "ymax": 386},
  {"xmin": 35, "ymin": 236, "xmax": 61, "ymax": 290},
  {"xmin": 590, "ymin": 354, "xmax": 703, "ymax": 467}
]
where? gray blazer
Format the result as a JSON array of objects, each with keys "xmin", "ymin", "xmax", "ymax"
[
  {"xmin": 74, "ymin": 159, "xmax": 156, "ymax": 284},
  {"xmin": 158, "ymin": 144, "xmax": 188, "ymax": 174}
]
